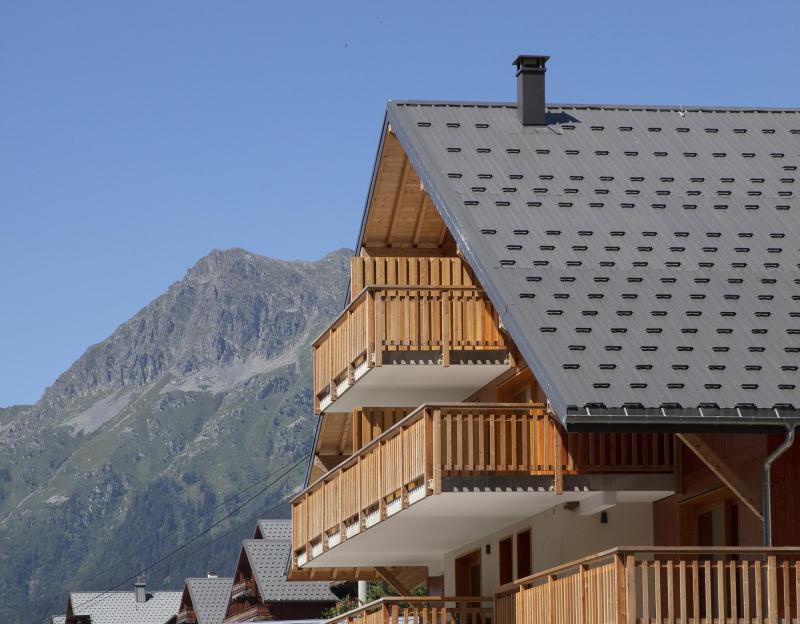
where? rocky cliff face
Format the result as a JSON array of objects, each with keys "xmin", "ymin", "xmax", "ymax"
[{"xmin": 0, "ymin": 248, "xmax": 349, "ymax": 623}]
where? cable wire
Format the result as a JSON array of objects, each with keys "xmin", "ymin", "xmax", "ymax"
[{"xmin": 70, "ymin": 452, "xmax": 308, "ymax": 614}]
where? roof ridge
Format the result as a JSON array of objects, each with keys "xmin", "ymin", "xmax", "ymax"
[{"xmin": 390, "ymin": 100, "xmax": 800, "ymax": 113}]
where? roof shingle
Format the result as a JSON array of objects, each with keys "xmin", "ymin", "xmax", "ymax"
[{"xmin": 386, "ymin": 101, "xmax": 800, "ymax": 427}]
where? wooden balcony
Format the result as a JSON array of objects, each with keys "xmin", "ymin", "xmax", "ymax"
[
  {"xmin": 495, "ymin": 547, "xmax": 800, "ymax": 624},
  {"xmin": 292, "ymin": 404, "xmax": 674, "ymax": 567},
  {"xmin": 224, "ymin": 602, "xmax": 270, "ymax": 623},
  {"xmin": 230, "ymin": 578, "xmax": 256, "ymax": 601},
  {"xmin": 325, "ymin": 597, "xmax": 493, "ymax": 624},
  {"xmin": 313, "ymin": 257, "xmax": 510, "ymax": 414}
]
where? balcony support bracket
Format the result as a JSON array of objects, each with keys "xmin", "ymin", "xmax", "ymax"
[{"xmin": 676, "ymin": 433, "xmax": 763, "ymax": 521}]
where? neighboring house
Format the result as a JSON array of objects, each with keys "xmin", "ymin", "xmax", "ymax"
[
  {"xmin": 64, "ymin": 578, "xmax": 181, "ymax": 624},
  {"xmin": 51, "ymin": 617, "xmax": 66, "ymax": 624},
  {"xmin": 224, "ymin": 520, "xmax": 337, "ymax": 623},
  {"xmin": 289, "ymin": 55, "xmax": 800, "ymax": 624},
  {"xmin": 173, "ymin": 576, "xmax": 234, "ymax": 624}
]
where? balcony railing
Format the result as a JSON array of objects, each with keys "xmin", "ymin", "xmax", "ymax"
[
  {"xmin": 325, "ymin": 597, "xmax": 493, "ymax": 624},
  {"xmin": 224, "ymin": 602, "xmax": 270, "ymax": 623},
  {"xmin": 313, "ymin": 285, "xmax": 508, "ymax": 413},
  {"xmin": 292, "ymin": 404, "xmax": 674, "ymax": 564},
  {"xmin": 349, "ymin": 256, "xmax": 478, "ymax": 298},
  {"xmin": 495, "ymin": 547, "xmax": 800, "ymax": 624},
  {"xmin": 230, "ymin": 578, "xmax": 256, "ymax": 600}
]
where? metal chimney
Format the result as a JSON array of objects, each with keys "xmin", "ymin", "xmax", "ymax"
[
  {"xmin": 513, "ymin": 55, "xmax": 550, "ymax": 126},
  {"xmin": 134, "ymin": 576, "xmax": 147, "ymax": 603}
]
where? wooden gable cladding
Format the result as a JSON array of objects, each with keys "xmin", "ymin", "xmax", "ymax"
[
  {"xmin": 362, "ymin": 131, "xmax": 450, "ymax": 250},
  {"xmin": 353, "ymin": 407, "xmax": 414, "ymax": 450},
  {"xmin": 350, "ymin": 256, "xmax": 477, "ymax": 298}
]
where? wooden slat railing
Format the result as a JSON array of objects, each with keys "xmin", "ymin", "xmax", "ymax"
[
  {"xmin": 325, "ymin": 597, "xmax": 493, "ymax": 624},
  {"xmin": 292, "ymin": 405, "xmax": 674, "ymax": 563},
  {"xmin": 313, "ymin": 284, "xmax": 507, "ymax": 412},
  {"xmin": 350, "ymin": 257, "xmax": 477, "ymax": 298},
  {"xmin": 495, "ymin": 547, "xmax": 800, "ymax": 624},
  {"xmin": 223, "ymin": 602, "xmax": 271, "ymax": 623}
]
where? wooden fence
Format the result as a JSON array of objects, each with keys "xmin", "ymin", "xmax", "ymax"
[
  {"xmin": 495, "ymin": 547, "xmax": 800, "ymax": 624},
  {"xmin": 325, "ymin": 597, "xmax": 493, "ymax": 624},
  {"xmin": 292, "ymin": 406, "xmax": 674, "ymax": 563}
]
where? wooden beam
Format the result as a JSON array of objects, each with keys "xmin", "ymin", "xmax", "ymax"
[
  {"xmin": 385, "ymin": 158, "xmax": 411, "ymax": 245},
  {"xmin": 676, "ymin": 433, "xmax": 763, "ymax": 521},
  {"xmin": 375, "ymin": 566, "xmax": 413, "ymax": 596},
  {"xmin": 412, "ymin": 192, "xmax": 427, "ymax": 246}
]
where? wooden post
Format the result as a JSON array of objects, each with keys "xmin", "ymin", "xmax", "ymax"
[
  {"xmin": 554, "ymin": 426, "xmax": 564, "ymax": 495},
  {"xmin": 367, "ymin": 291, "xmax": 376, "ymax": 368},
  {"xmin": 432, "ymin": 409, "xmax": 442, "ymax": 494},
  {"xmin": 626, "ymin": 555, "xmax": 637, "ymax": 624},
  {"xmin": 580, "ymin": 564, "xmax": 588, "ymax": 624},
  {"xmin": 767, "ymin": 555, "xmax": 778, "ymax": 624},
  {"xmin": 441, "ymin": 290, "xmax": 451, "ymax": 367},
  {"xmin": 615, "ymin": 553, "xmax": 627, "ymax": 624},
  {"xmin": 374, "ymin": 291, "xmax": 383, "ymax": 367}
]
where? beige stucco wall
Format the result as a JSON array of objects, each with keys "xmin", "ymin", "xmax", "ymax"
[{"xmin": 441, "ymin": 502, "xmax": 654, "ymax": 596}]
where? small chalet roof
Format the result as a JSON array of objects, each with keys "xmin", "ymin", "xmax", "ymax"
[
  {"xmin": 184, "ymin": 577, "xmax": 233, "ymax": 624},
  {"xmin": 68, "ymin": 590, "xmax": 181, "ymax": 624},
  {"xmin": 241, "ymin": 539, "xmax": 336, "ymax": 602},
  {"xmin": 383, "ymin": 100, "xmax": 800, "ymax": 429},
  {"xmin": 51, "ymin": 616, "xmax": 66, "ymax": 624},
  {"xmin": 254, "ymin": 518, "xmax": 292, "ymax": 540}
]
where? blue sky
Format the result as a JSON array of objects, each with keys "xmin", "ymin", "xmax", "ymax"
[{"xmin": 1, "ymin": 0, "xmax": 799, "ymax": 407}]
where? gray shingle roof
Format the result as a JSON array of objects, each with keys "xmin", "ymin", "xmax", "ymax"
[
  {"xmin": 385, "ymin": 101, "xmax": 800, "ymax": 428},
  {"xmin": 51, "ymin": 616, "xmax": 66, "ymax": 624},
  {"xmin": 68, "ymin": 590, "xmax": 181, "ymax": 624},
  {"xmin": 185, "ymin": 578, "xmax": 233, "ymax": 624},
  {"xmin": 255, "ymin": 518, "xmax": 292, "ymax": 540},
  {"xmin": 242, "ymin": 539, "xmax": 336, "ymax": 602}
]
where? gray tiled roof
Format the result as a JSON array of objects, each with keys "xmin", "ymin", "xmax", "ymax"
[
  {"xmin": 386, "ymin": 101, "xmax": 800, "ymax": 428},
  {"xmin": 68, "ymin": 590, "xmax": 181, "ymax": 624},
  {"xmin": 185, "ymin": 577, "xmax": 233, "ymax": 624},
  {"xmin": 255, "ymin": 518, "xmax": 292, "ymax": 540},
  {"xmin": 242, "ymin": 539, "xmax": 336, "ymax": 602},
  {"xmin": 51, "ymin": 616, "xmax": 66, "ymax": 624}
]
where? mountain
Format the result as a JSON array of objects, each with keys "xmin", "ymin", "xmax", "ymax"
[{"xmin": 0, "ymin": 247, "xmax": 350, "ymax": 623}]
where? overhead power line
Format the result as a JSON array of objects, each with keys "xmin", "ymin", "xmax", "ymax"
[{"xmin": 69, "ymin": 453, "xmax": 309, "ymax": 615}]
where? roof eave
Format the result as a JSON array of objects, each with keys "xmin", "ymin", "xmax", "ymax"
[{"xmin": 385, "ymin": 102, "xmax": 571, "ymax": 421}]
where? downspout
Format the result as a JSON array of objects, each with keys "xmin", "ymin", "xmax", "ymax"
[{"xmin": 763, "ymin": 424, "xmax": 796, "ymax": 546}]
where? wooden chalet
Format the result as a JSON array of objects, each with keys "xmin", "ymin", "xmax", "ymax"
[
  {"xmin": 174, "ymin": 576, "xmax": 233, "ymax": 624},
  {"xmin": 289, "ymin": 55, "xmax": 800, "ymax": 624},
  {"xmin": 223, "ymin": 520, "xmax": 337, "ymax": 623}
]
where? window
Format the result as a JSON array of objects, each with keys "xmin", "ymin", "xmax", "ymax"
[
  {"xmin": 499, "ymin": 537, "xmax": 513, "ymax": 585},
  {"xmin": 516, "ymin": 529, "xmax": 532, "ymax": 579}
]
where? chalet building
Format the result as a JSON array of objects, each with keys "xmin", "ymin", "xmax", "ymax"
[
  {"xmin": 224, "ymin": 519, "xmax": 337, "ymax": 623},
  {"xmin": 173, "ymin": 575, "xmax": 234, "ymax": 624},
  {"xmin": 289, "ymin": 55, "xmax": 800, "ymax": 624},
  {"xmin": 62, "ymin": 578, "xmax": 181, "ymax": 624}
]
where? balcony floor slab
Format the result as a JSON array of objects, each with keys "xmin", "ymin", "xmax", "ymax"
[
  {"xmin": 321, "ymin": 361, "xmax": 511, "ymax": 413},
  {"xmin": 300, "ymin": 486, "xmax": 673, "ymax": 569}
]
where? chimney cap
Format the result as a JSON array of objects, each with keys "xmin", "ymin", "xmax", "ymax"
[{"xmin": 513, "ymin": 55, "xmax": 550, "ymax": 72}]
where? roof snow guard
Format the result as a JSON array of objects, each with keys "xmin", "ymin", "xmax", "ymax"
[{"xmin": 382, "ymin": 64, "xmax": 800, "ymax": 430}]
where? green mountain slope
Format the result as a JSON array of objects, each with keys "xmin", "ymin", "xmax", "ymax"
[{"xmin": 0, "ymin": 248, "xmax": 349, "ymax": 623}]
